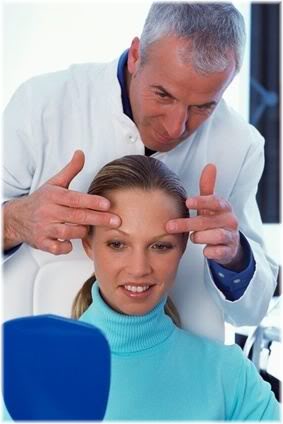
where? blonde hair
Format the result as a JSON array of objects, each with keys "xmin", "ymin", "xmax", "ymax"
[{"xmin": 71, "ymin": 155, "xmax": 188, "ymax": 327}]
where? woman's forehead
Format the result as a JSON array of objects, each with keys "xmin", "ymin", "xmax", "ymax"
[
  {"xmin": 97, "ymin": 188, "xmax": 183, "ymax": 237},
  {"xmin": 107, "ymin": 188, "xmax": 181, "ymax": 215}
]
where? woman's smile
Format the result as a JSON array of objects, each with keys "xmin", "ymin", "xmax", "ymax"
[
  {"xmin": 120, "ymin": 283, "xmax": 155, "ymax": 299},
  {"xmin": 83, "ymin": 188, "xmax": 186, "ymax": 315}
]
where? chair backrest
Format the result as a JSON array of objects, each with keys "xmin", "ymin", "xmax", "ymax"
[
  {"xmin": 3, "ymin": 240, "xmax": 93, "ymax": 321},
  {"xmin": 3, "ymin": 238, "xmax": 226, "ymax": 341}
]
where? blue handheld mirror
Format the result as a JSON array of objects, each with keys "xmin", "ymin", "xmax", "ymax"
[{"xmin": 3, "ymin": 314, "xmax": 111, "ymax": 420}]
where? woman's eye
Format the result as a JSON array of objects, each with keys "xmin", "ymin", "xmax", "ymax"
[
  {"xmin": 152, "ymin": 243, "xmax": 173, "ymax": 251},
  {"xmin": 107, "ymin": 241, "xmax": 125, "ymax": 250}
]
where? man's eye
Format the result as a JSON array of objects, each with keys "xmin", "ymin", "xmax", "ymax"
[
  {"xmin": 193, "ymin": 104, "xmax": 215, "ymax": 113},
  {"xmin": 155, "ymin": 91, "xmax": 168, "ymax": 99},
  {"xmin": 107, "ymin": 241, "xmax": 125, "ymax": 250},
  {"xmin": 151, "ymin": 243, "xmax": 173, "ymax": 251}
]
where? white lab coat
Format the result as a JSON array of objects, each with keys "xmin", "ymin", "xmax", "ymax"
[{"xmin": 3, "ymin": 58, "xmax": 278, "ymax": 341}]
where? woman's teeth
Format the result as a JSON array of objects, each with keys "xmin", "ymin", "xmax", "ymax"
[{"xmin": 124, "ymin": 285, "xmax": 150, "ymax": 293}]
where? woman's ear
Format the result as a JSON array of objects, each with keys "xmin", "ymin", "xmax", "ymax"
[{"xmin": 81, "ymin": 235, "xmax": 94, "ymax": 260}]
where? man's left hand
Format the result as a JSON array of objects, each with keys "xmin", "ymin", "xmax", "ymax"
[{"xmin": 166, "ymin": 164, "xmax": 245, "ymax": 271}]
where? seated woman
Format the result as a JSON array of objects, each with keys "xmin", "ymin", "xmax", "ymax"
[{"xmin": 72, "ymin": 155, "xmax": 279, "ymax": 421}]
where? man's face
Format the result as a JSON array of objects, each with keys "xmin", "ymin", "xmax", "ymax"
[
  {"xmin": 83, "ymin": 188, "xmax": 186, "ymax": 316},
  {"xmin": 127, "ymin": 36, "xmax": 236, "ymax": 152}
]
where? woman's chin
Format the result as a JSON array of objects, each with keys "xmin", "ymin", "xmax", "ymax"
[
  {"xmin": 114, "ymin": 299, "xmax": 158, "ymax": 317},
  {"xmin": 115, "ymin": 302, "xmax": 154, "ymax": 316}
]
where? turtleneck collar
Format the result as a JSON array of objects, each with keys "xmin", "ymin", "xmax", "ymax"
[{"xmin": 79, "ymin": 283, "xmax": 175, "ymax": 354}]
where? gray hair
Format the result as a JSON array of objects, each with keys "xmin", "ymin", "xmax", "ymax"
[{"xmin": 140, "ymin": 2, "xmax": 246, "ymax": 74}]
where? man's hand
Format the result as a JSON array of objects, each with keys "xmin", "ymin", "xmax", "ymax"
[
  {"xmin": 3, "ymin": 150, "xmax": 121, "ymax": 255},
  {"xmin": 166, "ymin": 164, "xmax": 245, "ymax": 271}
]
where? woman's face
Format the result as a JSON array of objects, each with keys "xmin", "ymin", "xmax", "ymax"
[{"xmin": 83, "ymin": 188, "xmax": 187, "ymax": 315}]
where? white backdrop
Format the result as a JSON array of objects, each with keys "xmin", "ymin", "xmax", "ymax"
[{"xmin": 3, "ymin": 0, "xmax": 250, "ymax": 119}]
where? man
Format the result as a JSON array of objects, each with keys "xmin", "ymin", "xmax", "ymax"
[{"xmin": 3, "ymin": 3, "xmax": 278, "ymax": 339}]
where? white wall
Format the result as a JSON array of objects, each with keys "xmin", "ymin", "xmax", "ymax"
[
  {"xmin": 2, "ymin": 1, "xmax": 152, "ymax": 107},
  {"xmin": 3, "ymin": 1, "xmax": 250, "ymax": 119}
]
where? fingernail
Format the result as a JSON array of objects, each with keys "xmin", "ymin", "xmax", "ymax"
[
  {"xmin": 100, "ymin": 200, "xmax": 110, "ymax": 209},
  {"xmin": 187, "ymin": 198, "xmax": 196, "ymax": 208},
  {"xmin": 110, "ymin": 216, "xmax": 120, "ymax": 226},
  {"xmin": 167, "ymin": 222, "xmax": 177, "ymax": 232}
]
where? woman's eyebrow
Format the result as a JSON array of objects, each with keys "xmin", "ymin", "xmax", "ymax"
[
  {"xmin": 104, "ymin": 228, "xmax": 129, "ymax": 236},
  {"xmin": 104, "ymin": 228, "xmax": 176, "ymax": 240}
]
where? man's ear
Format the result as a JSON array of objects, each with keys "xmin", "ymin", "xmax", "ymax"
[
  {"xmin": 127, "ymin": 37, "xmax": 141, "ymax": 75},
  {"xmin": 81, "ymin": 236, "xmax": 94, "ymax": 260}
]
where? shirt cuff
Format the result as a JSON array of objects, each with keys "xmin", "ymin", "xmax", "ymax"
[{"xmin": 208, "ymin": 232, "xmax": 255, "ymax": 301}]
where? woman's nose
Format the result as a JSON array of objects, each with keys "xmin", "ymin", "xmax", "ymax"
[{"xmin": 126, "ymin": 250, "xmax": 152, "ymax": 278}]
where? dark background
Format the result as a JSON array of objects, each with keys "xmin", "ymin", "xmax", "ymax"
[
  {"xmin": 242, "ymin": 4, "xmax": 281, "ymax": 401},
  {"xmin": 250, "ymin": 3, "xmax": 280, "ymax": 223}
]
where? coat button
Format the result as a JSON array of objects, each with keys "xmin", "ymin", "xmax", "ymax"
[{"xmin": 128, "ymin": 135, "xmax": 136, "ymax": 143}]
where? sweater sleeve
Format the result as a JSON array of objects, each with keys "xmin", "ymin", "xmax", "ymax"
[{"xmin": 226, "ymin": 346, "xmax": 280, "ymax": 420}]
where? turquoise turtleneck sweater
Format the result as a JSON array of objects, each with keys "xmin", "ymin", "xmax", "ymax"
[{"xmin": 80, "ymin": 284, "xmax": 280, "ymax": 421}]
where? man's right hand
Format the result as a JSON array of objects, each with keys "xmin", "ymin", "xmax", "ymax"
[{"xmin": 3, "ymin": 150, "xmax": 121, "ymax": 255}]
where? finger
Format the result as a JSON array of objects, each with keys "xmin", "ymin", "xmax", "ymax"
[
  {"xmin": 54, "ymin": 205, "xmax": 121, "ymax": 227},
  {"xmin": 186, "ymin": 195, "xmax": 231, "ymax": 212},
  {"xmin": 50, "ymin": 187, "xmax": 111, "ymax": 211},
  {"xmin": 48, "ymin": 224, "xmax": 89, "ymax": 241},
  {"xmin": 166, "ymin": 214, "xmax": 227, "ymax": 234},
  {"xmin": 48, "ymin": 150, "xmax": 85, "ymax": 188},
  {"xmin": 41, "ymin": 239, "xmax": 73, "ymax": 255},
  {"xmin": 199, "ymin": 163, "xmax": 217, "ymax": 196},
  {"xmin": 190, "ymin": 228, "xmax": 234, "ymax": 246},
  {"xmin": 203, "ymin": 245, "xmax": 232, "ymax": 263}
]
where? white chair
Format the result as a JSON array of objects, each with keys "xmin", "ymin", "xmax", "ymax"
[{"xmin": 3, "ymin": 240, "xmax": 93, "ymax": 321}]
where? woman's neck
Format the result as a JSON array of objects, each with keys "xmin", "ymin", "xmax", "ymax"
[{"xmin": 79, "ymin": 283, "xmax": 176, "ymax": 354}]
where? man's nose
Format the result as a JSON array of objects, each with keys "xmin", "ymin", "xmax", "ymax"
[
  {"xmin": 127, "ymin": 250, "xmax": 152, "ymax": 278},
  {"xmin": 163, "ymin": 106, "xmax": 188, "ymax": 139}
]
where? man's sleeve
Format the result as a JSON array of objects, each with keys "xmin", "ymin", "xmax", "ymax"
[
  {"xmin": 3, "ymin": 81, "xmax": 37, "ymax": 258},
  {"xmin": 208, "ymin": 232, "xmax": 255, "ymax": 300},
  {"xmin": 3, "ymin": 80, "xmax": 37, "ymax": 203},
  {"xmin": 204, "ymin": 125, "xmax": 279, "ymax": 326}
]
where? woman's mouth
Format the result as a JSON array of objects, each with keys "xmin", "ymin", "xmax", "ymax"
[{"xmin": 120, "ymin": 284, "xmax": 155, "ymax": 298}]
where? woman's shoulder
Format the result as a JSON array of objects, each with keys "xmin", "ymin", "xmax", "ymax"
[{"xmin": 173, "ymin": 327, "xmax": 244, "ymax": 364}]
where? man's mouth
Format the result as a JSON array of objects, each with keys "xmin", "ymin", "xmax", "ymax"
[
  {"xmin": 153, "ymin": 128, "xmax": 188, "ymax": 145},
  {"xmin": 154, "ymin": 129, "xmax": 174, "ymax": 143}
]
